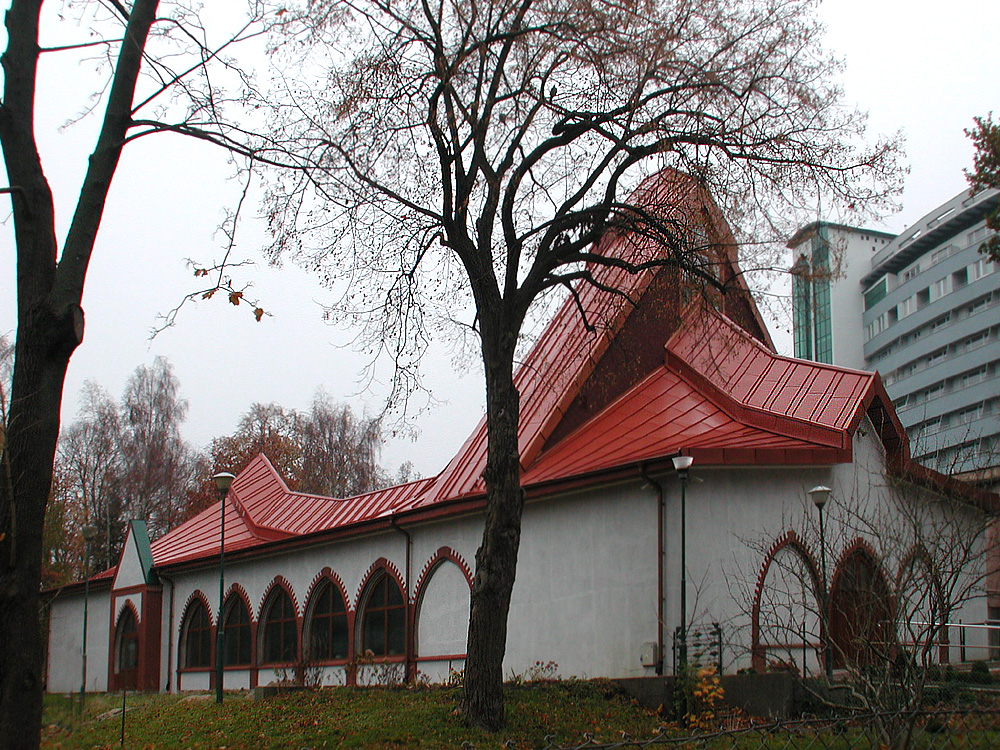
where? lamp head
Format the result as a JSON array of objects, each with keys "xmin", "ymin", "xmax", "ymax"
[
  {"xmin": 82, "ymin": 525, "xmax": 99, "ymax": 542},
  {"xmin": 808, "ymin": 485, "xmax": 831, "ymax": 510},
  {"xmin": 672, "ymin": 454, "xmax": 694, "ymax": 479},
  {"xmin": 213, "ymin": 471, "xmax": 236, "ymax": 496}
]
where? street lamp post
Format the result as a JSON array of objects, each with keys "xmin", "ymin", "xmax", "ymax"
[
  {"xmin": 80, "ymin": 524, "xmax": 99, "ymax": 711},
  {"xmin": 213, "ymin": 471, "xmax": 235, "ymax": 705},
  {"xmin": 809, "ymin": 485, "xmax": 833, "ymax": 679},
  {"xmin": 672, "ymin": 455, "xmax": 694, "ymax": 670}
]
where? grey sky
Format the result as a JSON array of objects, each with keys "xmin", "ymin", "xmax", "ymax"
[{"xmin": 1, "ymin": 0, "xmax": 998, "ymax": 479}]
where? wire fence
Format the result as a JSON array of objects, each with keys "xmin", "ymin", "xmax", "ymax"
[{"xmin": 522, "ymin": 709, "xmax": 1000, "ymax": 750}]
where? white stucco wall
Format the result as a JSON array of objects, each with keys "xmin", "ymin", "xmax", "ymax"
[
  {"xmin": 47, "ymin": 588, "xmax": 111, "ymax": 693},
  {"xmin": 505, "ymin": 481, "xmax": 659, "ymax": 679},
  {"xmin": 46, "ymin": 419, "xmax": 993, "ymax": 692}
]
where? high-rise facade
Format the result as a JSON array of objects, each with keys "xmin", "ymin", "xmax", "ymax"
[
  {"xmin": 790, "ymin": 188, "xmax": 1000, "ymax": 485},
  {"xmin": 789, "ymin": 222, "xmax": 894, "ymax": 371}
]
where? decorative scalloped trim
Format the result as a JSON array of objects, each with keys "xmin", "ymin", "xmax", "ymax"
[
  {"xmin": 304, "ymin": 567, "xmax": 351, "ymax": 616},
  {"xmin": 115, "ymin": 598, "xmax": 141, "ymax": 627},
  {"xmin": 355, "ymin": 557, "xmax": 406, "ymax": 609},
  {"xmin": 224, "ymin": 582, "xmax": 255, "ymax": 623},
  {"xmin": 180, "ymin": 589, "xmax": 215, "ymax": 628},
  {"xmin": 257, "ymin": 574, "xmax": 300, "ymax": 619},
  {"xmin": 413, "ymin": 547, "xmax": 473, "ymax": 607}
]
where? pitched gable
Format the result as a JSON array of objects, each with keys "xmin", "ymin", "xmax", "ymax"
[{"xmin": 112, "ymin": 520, "xmax": 155, "ymax": 589}]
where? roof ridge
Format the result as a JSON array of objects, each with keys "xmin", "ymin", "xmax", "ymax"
[{"xmin": 664, "ymin": 304, "xmax": 866, "ymax": 449}]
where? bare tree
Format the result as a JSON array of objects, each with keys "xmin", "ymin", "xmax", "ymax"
[
  {"xmin": 0, "ymin": 3, "xmax": 271, "ymax": 745},
  {"xmin": 206, "ymin": 401, "xmax": 305, "ymax": 484},
  {"xmin": 56, "ymin": 383, "xmax": 123, "ymax": 570},
  {"xmin": 747, "ymin": 458, "xmax": 998, "ymax": 749},
  {"xmin": 298, "ymin": 394, "xmax": 387, "ymax": 497},
  {"xmin": 53, "ymin": 360, "xmax": 202, "ymax": 574},
  {"xmin": 117, "ymin": 358, "xmax": 204, "ymax": 539},
  {"xmin": 259, "ymin": 0, "xmax": 902, "ymax": 729}
]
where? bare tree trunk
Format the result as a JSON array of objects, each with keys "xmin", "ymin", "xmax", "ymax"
[
  {"xmin": 0, "ymin": 315, "xmax": 78, "ymax": 750},
  {"xmin": 0, "ymin": 2, "xmax": 160, "ymax": 747},
  {"xmin": 463, "ymin": 319, "xmax": 522, "ymax": 731}
]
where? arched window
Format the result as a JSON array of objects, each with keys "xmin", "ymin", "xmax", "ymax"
[
  {"xmin": 115, "ymin": 606, "xmax": 139, "ymax": 689},
  {"xmin": 307, "ymin": 580, "xmax": 349, "ymax": 661},
  {"xmin": 180, "ymin": 598, "xmax": 213, "ymax": 669},
  {"xmin": 361, "ymin": 572, "xmax": 405, "ymax": 657},
  {"xmin": 260, "ymin": 588, "xmax": 298, "ymax": 665},
  {"xmin": 223, "ymin": 595, "xmax": 252, "ymax": 667}
]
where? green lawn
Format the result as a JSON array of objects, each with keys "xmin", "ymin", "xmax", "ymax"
[{"xmin": 42, "ymin": 681, "xmax": 667, "ymax": 750}]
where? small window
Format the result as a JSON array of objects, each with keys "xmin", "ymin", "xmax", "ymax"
[
  {"xmin": 966, "ymin": 331, "xmax": 991, "ymax": 352},
  {"xmin": 969, "ymin": 226, "xmax": 990, "ymax": 246},
  {"xmin": 962, "ymin": 366, "xmax": 989, "ymax": 389},
  {"xmin": 307, "ymin": 580, "xmax": 349, "ymax": 662},
  {"xmin": 930, "ymin": 278, "xmax": 950, "ymax": 302},
  {"xmin": 116, "ymin": 608, "xmax": 139, "ymax": 674},
  {"xmin": 971, "ymin": 258, "xmax": 996, "ymax": 281},
  {"xmin": 989, "ymin": 606, "xmax": 1000, "ymax": 659},
  {"xmin": 260, "ymin": 589, "xmax": 298, "ymax": 665},
  {"xmin": 361, "ymin": 573, "xmax": 405, "ymax": 657},
  {"xmin": 864, "ymin": 277, "xmax": 888, "ymax": 310},
  {"xmin": 954, "ymin": 403, "xmax": 985, "ymax": 425},
  {"xmin": 931, "ymin": 315, "xmax": 951, "ymax": 332},
  {"xmin": 926, "ymin": 348, "xmax": 947, "ymax": 368},
  {"xmin": 897, "ymin": 296, "xmax": 916, "ymax": 319},
  {"xmin": 925, "ymin": 382, "xmax": 945, "ymax": 400},
  {"xmin": 181, "ymin": 599, "xmax": 213, "ymax": 669},
  {"xmin": 920, "ymin": 417, "xmax": 942, "ymax": 436},
  {"xmin": 223, "ymin": 596, "xmax": 252, "ymax": 666}
]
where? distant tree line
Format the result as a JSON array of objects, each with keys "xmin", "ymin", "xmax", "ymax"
[{"xmin": 6, "ymin": 347, "xmax": 401, "ymax": 587}]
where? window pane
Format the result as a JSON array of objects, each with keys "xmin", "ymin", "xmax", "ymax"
[
  {"xmin": 223, "ymin": 598, "xmax": 252, "ymax": 666},
  {"xmin": 364, "ymin": 610, "xmax": 385, "ymax": 655},
  {"xmin": 330, "ymin": 618, "xmax": 349, "ymax": 660},
  {"xmin": 262, "ymin": 591, "xmax": 297, "ymax": 664},
  {"xmin": 183, "ymin": 602, "xmax": 212, "ymax": 668},
  {"xmin": 308, "ymin": 581, "xmax": 348, "ymax": 661},
  {"xmin": 387, "ymin": 608, "xmax": 405, "ymax": 656}
]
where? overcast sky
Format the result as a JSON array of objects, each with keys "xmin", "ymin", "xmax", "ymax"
[{"xmin": 1, "ymin": 0, "xmax": 998, "ymax": 480}]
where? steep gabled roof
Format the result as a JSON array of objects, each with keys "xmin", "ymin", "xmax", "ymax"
[
  {"xmin": 150, "ymin": 454, "xmax": 435, "ymax": 567},
  {"xmin": 422, "ymin": 169, "xmax": 773, "ymax": 503},
  {"xmin": 65, "ymin": 169, "xmax": 960, "ymax": 584}
]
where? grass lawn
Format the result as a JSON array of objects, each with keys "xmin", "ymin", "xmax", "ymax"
[{"xmin": 41, "ymin": 680, "xmax": 668, "ymax": 750}]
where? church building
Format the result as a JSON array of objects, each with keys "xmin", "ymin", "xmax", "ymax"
[{"xmin": 44, "ymin": 171, "xmax": 996, "ymax": 694}]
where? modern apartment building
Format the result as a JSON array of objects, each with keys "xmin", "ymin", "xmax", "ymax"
[{"xmin": 790, "ymin": 187, "xmax": 1000, "ymax": 485}]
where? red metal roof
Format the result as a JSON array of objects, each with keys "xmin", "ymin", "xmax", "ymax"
[
  {"xmin": 422, "ymin": 169, "xmax": 771, "ymax": 503},
  {"xmin": 665, "ymin": 304, "xmax": 876, "ymax": 445},
  {"xmin": 150, "ymin": 455, "xmax": 436, "ymax": 567},
  {"xmin": 132, "ymin": 170, "xmax": 913, "ymax": 574}
]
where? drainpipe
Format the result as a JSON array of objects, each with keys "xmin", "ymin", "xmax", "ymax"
[
  {"xmin": 390, "ymin": 516, "xmax": 413, "ymax": 681},
  {"xmin": 641, "ymin": 464, "xmax": 665, "ymax": 675},
  {"xmin": 158, "ymin": 571, "xmax": 175, "ymax": 692}
]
